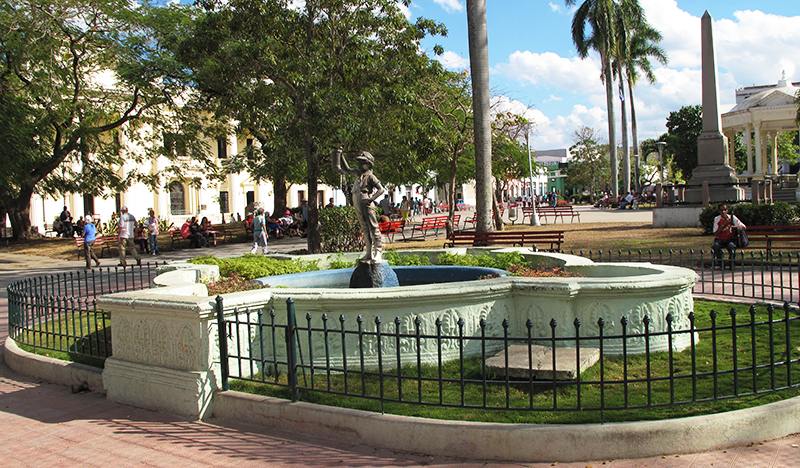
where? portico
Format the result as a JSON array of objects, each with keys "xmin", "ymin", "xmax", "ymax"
[{"xmin": 722, "ymin": 73, "xmax": 800, "ymax": 179}]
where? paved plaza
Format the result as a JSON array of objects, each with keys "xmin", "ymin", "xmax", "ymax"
[{"xmin": 1, "ymin": 206, "xmax": 799, "ymax": 466}]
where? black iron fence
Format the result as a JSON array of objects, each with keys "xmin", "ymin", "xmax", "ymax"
[
  {"xmin": 217, "ymin": 297, "xmax": 800, "ymax": 421},
  {"xmin": 573, "ymin": 249, "xmax": 800, "ymax": 304},
  {"xmin": 6, "ymin": 263, "xmax": 163, "ymax": 364}
]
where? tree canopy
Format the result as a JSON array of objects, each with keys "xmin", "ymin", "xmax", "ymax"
[
  {"xmin": 0, "ymin": 0, "xmax": 204, "ymax": 239},
  {"xmin": 176, "ymin": 0, "xmax": 446, "ymax": 252}
]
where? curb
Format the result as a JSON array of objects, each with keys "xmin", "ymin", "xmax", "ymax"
[
  {"xmin": 3, "ymin": 337, "xmax": 104, "ymax": 393},
  {"xmin": 213, "ymin": 389, "xmax": 800, "ymax": 463}
]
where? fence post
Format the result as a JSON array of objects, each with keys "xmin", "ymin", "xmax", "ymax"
[
  {"xmin": 215, "ymin": 295, "xmax": 229, "ymax": 391},
  {"xmin": 286, "ymin": 298, "xmax": 299, "ymax": 403}
]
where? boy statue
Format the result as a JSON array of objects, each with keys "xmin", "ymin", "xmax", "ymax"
[{"xmin": 333, "ymin": 148, "xmax": 385, "ymax": 261}]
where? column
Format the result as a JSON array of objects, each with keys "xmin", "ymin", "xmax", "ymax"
[
  {"xmin": 745, "ymin": 124, "xmax": 753, "ymax": 175},
  {"xmin": 770, "ymin": 132, "xmax": 779, "ymax": 175},
  {"xmin": 754, "ymin": 122, "xmax": 763, "ymax": 176},
  {"xmin": 724, "ymin": 131, "xmax": 735, "ymax": 167}
]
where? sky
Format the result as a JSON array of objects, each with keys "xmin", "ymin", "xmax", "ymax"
[{"xmin": 403, "ymin": 0, "xmax": 800, "ymax": 152}]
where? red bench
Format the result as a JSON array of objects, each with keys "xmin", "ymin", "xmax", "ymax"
[
  {"xmin": 410, "ymin": 215, "xmax": 459, "ymax": 240},
  {"xmin": 445, "ymin": 230, "xmax": 564, "ymax": 251},
  {"xmin": 740, "ymin": 225, "xmax": 800, "ymax": 254},
  {"xmin": 379, "ymin": 219, "xmax": 406, "ymax": 243},
  {"xmin": 536, "ymin": 205, "xmax": 581, "ymax": 224},
  {"xmin": 76, "ymin": 235, "xmax": 111, "ymax": 259},
  {"xmin": 463, "ymin": 209, "xmax": 504, "ymax": 230}
]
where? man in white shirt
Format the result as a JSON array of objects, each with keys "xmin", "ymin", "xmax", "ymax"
[{"xmin": 118, "ymin": 206, "xmax": 141, "ymax": 267}]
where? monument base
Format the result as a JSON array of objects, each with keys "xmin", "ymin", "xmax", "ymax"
[
  {"xmin": 685, "ymin": 164, "xmax": 744, "ymax": 204},
  {"xmin": 350, "ymin": 259, "xmax": 399, "ymax": 288}
]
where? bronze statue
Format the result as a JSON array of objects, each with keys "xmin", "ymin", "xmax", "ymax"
[{"xmin": 333, "ymin": 148, "xmax": 385, "ymax": 261}]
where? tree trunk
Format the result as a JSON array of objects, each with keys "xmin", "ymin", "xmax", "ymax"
[
  {"xmin": 7, "ymin": 186, "xmax": 35, "ymax": 240},
  {"xmin": 447, "ymin": 158, "xmax": 457, "ymax": 237},
  {"xmin": 305, "ymin": 154, "xmax": 322, "ymax": 254},
  {"xmin": 466, "ymin": 0, "xmax": 493, "ymax": 233},
  {"xmin": 603, "ymin": 58, "xmax": 619, "ymax": 198},
  {"xmin": 272, "ymin": 173, "xmax": 288, "ymax": 218},
  {"xmin": 491, "ymin": 186, "xmax": 503, "ymax": 231},
  {"xmin": 619, "ymin": 81, "xmax": 630, "ymax": 194},
  {"xmin": 628, "ymin": 76, "xmax": 641, "ymax": 193}
]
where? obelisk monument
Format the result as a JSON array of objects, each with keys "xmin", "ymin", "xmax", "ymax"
[{"xmin": 685, "ymin": 11, "xmax": 743, "ymax": 203}]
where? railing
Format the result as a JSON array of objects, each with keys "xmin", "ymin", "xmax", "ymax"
[
  {"xmin": 6, "ymin": 263, "xmax": 163, "ymax": 364},
  {"xmin": 217, "ymin": 297, "xmax": 800, "ymax": 422},
  {"xmin": 571, "ymin": 249, "xmax": 800, "ymax": 305}
]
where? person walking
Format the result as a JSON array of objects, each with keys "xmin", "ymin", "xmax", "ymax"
[
  {"xmin": 117, "ymin": 206, "xmax": 141, "ymax": 267},
  {"xmin": 82, "ymin": 215, "xmax": 102, "ymax": 270},
  {"xmin": 250, "ymin": 207, "xmax": 268, "ymax": 255}
]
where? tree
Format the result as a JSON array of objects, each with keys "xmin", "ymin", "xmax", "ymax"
[
  {"xmin": 566, "ymin": 0, "xmax": 622, "ymax": 198},
  {"xmin": 622, "ymin": 21, "xmax": 667, "ymax": 192},
  {"xmin": 491, "ymin": 111, "xmax": 531, "ymax": 228},
  {"xmin": 178, "ymin": 0, "xmax": 444, "ymax": 253},
  {"xmin": 0, "ymin": 0, "xmax": 198, "ymax": 240},
  {"xmin": 466, "ymin": 0, "xmax": 493, "ymax": 233},
  {"xmin": 664, "ymin": 105, "xmax": 702, "ymax": 181},
  {"xmin": 565, "ymin": 126, "xmax": 609, "ymax": 194},
  {"xmin": 610, "ymin": 0, "xmax": 645, "ymax": 195},
  {"xmin": 418, "ymin": 70, "xmax": 476, "ymax": 235}
]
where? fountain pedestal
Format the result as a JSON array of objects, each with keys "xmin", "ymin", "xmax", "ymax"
[{"xmin": 350, "ymin": 259, "xmax": 399, "ymax": 288}]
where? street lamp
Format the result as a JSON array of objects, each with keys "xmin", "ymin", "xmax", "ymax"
[
  {"xmin": 525, "ymin": 129, "xmax": 540, "ymax": 226},
  {"xmin": 655, "ymin": 141, "xmax": 667, "ymax": 183}
]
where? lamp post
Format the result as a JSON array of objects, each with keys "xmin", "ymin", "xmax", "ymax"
[
  {"xmin": 525, "ymin": 130, "xmax": 540, "ymax": 226},
  {"xmin": 655, "ymin": 141, "xmax": 667, "ymax": 183}
]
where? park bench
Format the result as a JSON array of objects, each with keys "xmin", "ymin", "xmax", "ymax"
[
  {"xmin": 445, "ymin": 230, "xmax": 564, "ymax": 252},
  {"xmin": 170, "ymin": 229, "xmax": 189, "ymax": 250},
  {"xmin": 76, "ymin": 235, "xmax": 111, "ymax": 260},
  {"xmin": 463, "ymin": 209, "xmax": 504, "ymax": 230},
  {"xmin": 379, "ymin": 219, "xmax": 406, "ymax": 243},
  {"xmin": 536, "ymin": 205, "xmax": 581, "ymax": 224},
  {"xmin": 739, "ymin": 225, "xmax": 800, "ymax": 254},
  {"xmin": 410, "ymin": 215, "xmax": 458, "ymax": 240},
  {"xmin": 212, "ymin": 225, "xmax": 233, "ymax": 244}
]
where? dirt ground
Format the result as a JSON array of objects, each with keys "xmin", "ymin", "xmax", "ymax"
[{"xmin": 0, "ymin": 221, "xmax": 712, "ymax": 260}]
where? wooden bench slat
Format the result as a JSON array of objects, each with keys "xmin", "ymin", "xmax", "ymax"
[{"xmin": 445, "ymin": 230, "xmax": 564, "ymax": 251}]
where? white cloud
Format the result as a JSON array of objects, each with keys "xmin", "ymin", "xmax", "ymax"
[
  {"xmin": 544, "ymin": 95, "xmax": 563, "ymax": 103},
  {"xmin": 437, "ymin": 50, "xmax": 470, "ymax": 70},
  {"xmin": 493, "ymin": 51, "xmax": 604, "ymax": 96},
  {"xmin": 548, "ymin": 2, "xmax": 561, "ymax": 13},
  {"xmin": 432, "ymin": 0, "xmax": 463, "ymax": 13}
]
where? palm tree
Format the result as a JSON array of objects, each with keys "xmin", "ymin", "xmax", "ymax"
[
  {"xmin": 566, "ymin": 0, "xmax": 623, "ymax": 198},
  {"xmin": 466, "ymin": 0, "xmax": 493, "ymax": 233},
  {"xmin": 624, "ymin": 22, "xmax": 667, "ymax": 192}
]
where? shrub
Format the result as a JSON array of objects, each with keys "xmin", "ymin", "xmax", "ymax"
[
  {"xmin": 318, "ymin": 206, "xmax": 363, "ymax": 253},
  {"xmin": 436, "ymin": 251, "xmax": 530, "ymax": 270},
  {"xmin": 508, "ymin": 263, "xmax": 583, "ymax": 277},
  {"xmin": 190, "ymin": 255, "xmax": 318, "ymax": 280},
  {"xmin": 699, "ymin": 202, "xmax": 798, "ymax": 234},
  {"xmin": 383, "ymin": 250, "xmax": 432, "ymax": 266}
]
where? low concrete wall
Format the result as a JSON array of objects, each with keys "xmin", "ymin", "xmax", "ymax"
[
  {"xmin": 653, "ymin": 206, "xmax": 704, "ymax": 228},
  {"xmin": 4, "ymin": 337, "xmax": 104, "ymax": 393},
  {"xmin": 213, "ymin": 389, "xmax": 800, "ymax": 463}
]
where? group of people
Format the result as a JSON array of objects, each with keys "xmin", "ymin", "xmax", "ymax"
[{"xmin": 79, "ymin": 206, "xmax": 160, "ymax": 269}]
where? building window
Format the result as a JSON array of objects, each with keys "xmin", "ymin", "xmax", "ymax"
[
  {"xmin": 169, "ymin": 181, "xmax": 186, "ymax": 215},
  {"xmin": 219, "ymin": 191, "xmax": 230, "ymax": 213},
  {"xmin": 298, "ymin": 190, "xmax": 305, "ymax": 205},
  {"xmin": 246, "ymin": 138, "xmax": 254, "ymax": 147},
  {"xmin": 246, "ymin": 191, "xmax": 255, "ymax": 206},
  {"xmin": 217, "ymin": 138, "xmax": 228, "ymax": 159}
]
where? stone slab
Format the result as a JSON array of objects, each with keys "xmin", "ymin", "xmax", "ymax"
[{"xmin": 485, "ymin": 344, "xmax": 600, "ymax": 380}]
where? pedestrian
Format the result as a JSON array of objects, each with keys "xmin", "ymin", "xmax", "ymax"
[
  {"xmin": 117, "ymin": 206, "xmax": 141, "ymax": 267},
  {"xmin": 82, "ymin": 215, "xmax": 101, "ymax": 270},
  {"xmin": 250, "ymin": 207, "xmax": 268, "ymax": 255}
]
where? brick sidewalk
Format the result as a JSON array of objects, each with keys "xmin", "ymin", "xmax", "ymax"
[{"xmin": 2, "ymin": 243, "xmax": 800, "ymax": 466}]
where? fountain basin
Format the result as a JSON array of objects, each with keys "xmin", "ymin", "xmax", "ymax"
[{"xmin": 213, "ymin": 249, "xmax": 699, "ymax": 370}]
